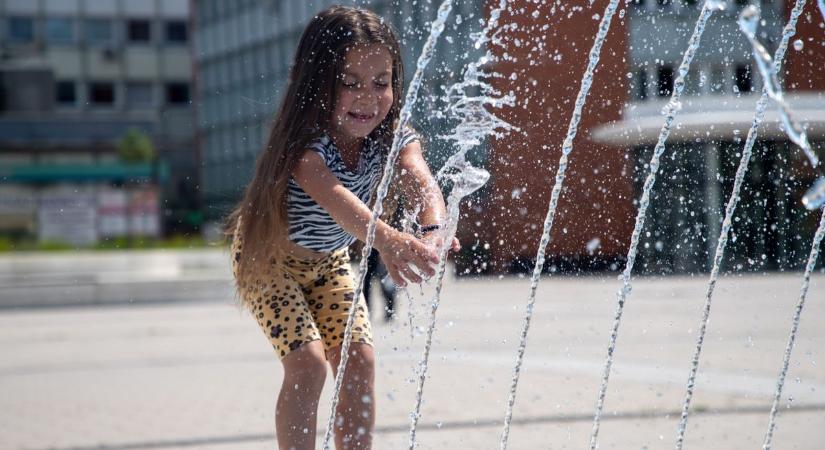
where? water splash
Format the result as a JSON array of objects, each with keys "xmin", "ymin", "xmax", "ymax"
[
  {"xmin": 408, "ymin": 162, "xmax": 489, "ymax": 449},
  {"xmin": 738, "ymin": 5, "xmax": 819, "ymax": 169},
  {"xmin": 739, "ymin": 5, "xmax": 824, "ymax": 211},
  {"xmin": 819, "ymin": 0, "xmax": 825, "ymax": 22},
  {"xmin": 673, "ymin": 2, "xmax": 808, "ymax": 449},
  {"xmin": 321, "ymin": 2, "xmax": 454, "ymax": 448},
  {"xmin": 408, "ymin": 2, "xmax": 512, "ymax": 446},
  {"xmin": 803, "ymin": 177, "xmax": 825, "ymax": 210},
  {"xmin": 584, "ymin": 2, "xmax": 724, "ymax": 449},
  {"xmin": 762, "ymin": 208, "xmax": 825, "ymax": 450},
  {"xmin": 455, "ymin": 0, "xmax": 620, "ymax": 448}
]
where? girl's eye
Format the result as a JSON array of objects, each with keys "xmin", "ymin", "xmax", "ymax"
[
  {"xmin": 342, "ymin": 80, "xmax": 359, "ymax": 89},
  {"xmin": 374, "ymin": 80, "xmax": 389, "ymax": 88}
]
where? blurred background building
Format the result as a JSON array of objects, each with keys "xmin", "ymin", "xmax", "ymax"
[
  {"xmin": 0, "ymin": 0, "xmax": 198, "ymax": 246},
  {"xmin": 5, "ymin": 0, "xmax": 819, "ymax": 274},
  {"xmin": 591, "ymin": 0, "xmax": 825, "ymax": 274}
]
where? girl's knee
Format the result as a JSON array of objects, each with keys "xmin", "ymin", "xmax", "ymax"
[{"xmin": 282, "ymin": 341, "xmax": 328, "ymax": 385}]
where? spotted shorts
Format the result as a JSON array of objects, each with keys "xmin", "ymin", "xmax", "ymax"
[{"xmin": 231, "ymin": 241, "xmax": 373, "ymax": 360}]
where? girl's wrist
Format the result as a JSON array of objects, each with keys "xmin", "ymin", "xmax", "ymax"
[
  {"xmin": 418, "ymin": 223, "xmax": 441, "ymax": 235},
  {"xmin": 373, "ymin": 221, "xmax": 396, "ymax": 251}
]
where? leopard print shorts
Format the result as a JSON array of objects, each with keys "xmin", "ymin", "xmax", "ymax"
[{"xmin": 231, "ymin": 241, "xmax": 373, "ymax": 360}]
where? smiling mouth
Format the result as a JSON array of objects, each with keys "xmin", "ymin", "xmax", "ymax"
[{"xmin": 347, "ymin": 112, "xmax": 376, "ymax": 122}]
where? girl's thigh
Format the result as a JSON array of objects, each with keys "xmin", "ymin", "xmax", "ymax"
[
  {"xmin": 305, "ymin": 254, "xmax": 374, "ymax": 351},
  {"xmin": 247, "ymin": 267, "xmax": 323, "ymax": 360}
]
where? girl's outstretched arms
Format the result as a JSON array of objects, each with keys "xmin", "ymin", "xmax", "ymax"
[{"xmin": 292, "ymin": 149, "xmax": 438, "ymax": 286}]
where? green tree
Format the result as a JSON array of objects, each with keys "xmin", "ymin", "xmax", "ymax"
[{"xmin": 117, "ymin": 128, "xmax": 156, "ymax": 164}]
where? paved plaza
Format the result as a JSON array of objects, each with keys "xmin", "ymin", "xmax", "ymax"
[{"xmin": 1, "ymin": 249, "xmax": 824, "ymax": 449}]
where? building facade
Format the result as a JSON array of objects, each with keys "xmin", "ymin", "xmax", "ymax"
[
  {"xmin": 592, "ymin": 0, "xmax": 825, "ymax": 273},
  {"xmin": 0, "ymin": 0, "xmax": 198, "ymax": 245}
]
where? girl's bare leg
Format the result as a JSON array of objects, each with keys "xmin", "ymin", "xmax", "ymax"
[
  {"xmin": 278, "ymin": 340, "xmax": 328, "ymax": 450},
  {"xmin": 327, "ymin": 342, "xmax": 376, "ymax": 450}
]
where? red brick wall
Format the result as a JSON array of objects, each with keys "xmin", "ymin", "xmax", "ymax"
[{"xmin": 468, "ymin": 0, "xmax": 634, "ymax": 271}]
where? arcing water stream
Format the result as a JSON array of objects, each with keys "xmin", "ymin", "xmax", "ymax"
[
  {"xmin": 321, "ymin": 2, "xmax": 454, "ymax": 447},
  {"xmin": 586, "ymin": 2, "xmax": 726, "ymax": 449},
  {"xmin": 673, "ymin": 2, "xmax": 808, "ymax": 449}
]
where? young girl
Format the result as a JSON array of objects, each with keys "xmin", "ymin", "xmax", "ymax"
[{"xmin": 227, "ymin": 6, "xmax": 458, "ymax": 450}]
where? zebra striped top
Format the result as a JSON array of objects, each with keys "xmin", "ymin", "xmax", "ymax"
[{"xmin": 286, "ymin": 129, "xmax": 419, "ymax": 253}]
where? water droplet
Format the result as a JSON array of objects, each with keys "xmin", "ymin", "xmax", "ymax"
[{"xmin": 793, "ymin": 39, "xmax": 804, "ymax": 51}]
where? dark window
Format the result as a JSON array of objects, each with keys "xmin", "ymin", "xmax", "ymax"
[
  {"xmin": 89, "ymin": 82, "xmax": 115, "ymax": 105},
  {"xmin": 166, "ymin": 82, "xmax": 190, "ymax": 105},
  {"xmin": 56, "ymin": 81, "xmax": 77, "ymax": 105},
  {"xmin": 657, "ymin": 65, "xmax": 674, "ymax": 97},
  {"xmin": 635, "ymin": 69, "xmax": 648, "ymax": 100},
  {"xmin": 166, "ymin": 21, "xmax": 188, "ymax": 43},
  {"xmin": 8, "ymin": 17, "xmax": 35, "ymax": 43},
  {"xmin": 128, "ymin": 20, "xmax": 151, "ymax": 42},
  {"xmin": 735, "ymin": 64, "xmax": 753, "ymax": 93}
]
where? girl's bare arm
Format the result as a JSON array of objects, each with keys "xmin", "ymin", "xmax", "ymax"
[
  {"xmin": 292, "ymin": 149, "xmax": 438, "ymax": 285},
  {"xmin": 397, "ymin": 141, "xmax": 460, "ymax": 251}
]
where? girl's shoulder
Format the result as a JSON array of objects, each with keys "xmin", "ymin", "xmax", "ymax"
[
  {"xmin": 398, "ymin": 126, "xmax": 420, "ymax": 148},
  {"xmin": 304, "ymin": 135, "xmax": 336, "ymax": 165}
]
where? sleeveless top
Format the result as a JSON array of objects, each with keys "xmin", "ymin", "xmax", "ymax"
[{"xmin": 286, "ymin": 128, "xmax": 419, "ymax": 252}]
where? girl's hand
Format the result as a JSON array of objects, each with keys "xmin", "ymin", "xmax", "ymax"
[
  {"xmin": 375, "ymin": 229, "xmax": 439, "ymax": 287},
  {"xmin": 421, "ymin": 233, "xmax": 461, "ymax": 254}
]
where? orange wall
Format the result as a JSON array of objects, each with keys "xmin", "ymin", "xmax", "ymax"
[
  {"xmin": 466, "ymin": 0, "xmax": 634, "ymax": 271},
  {"xmin": 784, "ymin": 0, "xmax": 825, "ymax": 91}
]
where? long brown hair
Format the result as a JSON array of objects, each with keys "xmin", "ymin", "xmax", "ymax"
[{"xmin": 226, "ymin": 5, "xmax": 405, "ymax": 292}]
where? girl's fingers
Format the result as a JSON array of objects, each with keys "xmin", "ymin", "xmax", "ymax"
[
  {"xmin": 399, "ymin": 266, "xmax": 423, "ymax": 284},
  {"xmin": 387, "ymin": 265, "xmax": 407, "ymax": 287},
  {"xmin": 409, "ymin": 251, "xmax": 436, "ymax": 278}
]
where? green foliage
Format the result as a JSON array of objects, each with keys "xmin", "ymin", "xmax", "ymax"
[{"xmin": 117, "ymin": 128, "xmax": 156, "ymax": 164}]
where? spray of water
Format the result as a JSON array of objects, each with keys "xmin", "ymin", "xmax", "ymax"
[
  {"xmin": 762, "ymin": 208, "xmax": 825, "ymax": 450},
  {"xmin": 457, "ymin": 0, "xmax": 621, "ymax": 448},
  {"xmin": 738, "ymin": 5, "xmax": 825, "ymax": 210},
  {"xmin": 408, "ymin": 162, "xmax": 490, "ymax": 449},
  {"xmin": 407, "ymin": 2, "xmax": 514, "ymax": 446},
  {"xmin": 583, "ymin": 2, "xmax": 724, "ymax": 449},
  {"xmin": 673, "ymin": 2, "xmax": 808, "ymax": 449},
  {"xmin": 320, "ymin": 2, "xmax": 454, "ymax": 448},
  {"xmin": 738, "ymin": 5, "xmax": 818, "ymax": 168},
  {"xmin": 819, "ymin": 0, "xmax": 825, "ymax": 23}
]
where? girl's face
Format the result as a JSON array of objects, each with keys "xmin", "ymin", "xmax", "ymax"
[{"xmin": 331, "ymin": 44, "xmax": 394, "ymax": 142}]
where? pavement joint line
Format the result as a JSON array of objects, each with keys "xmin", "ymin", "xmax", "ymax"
[{"xmin": 31, "ymin": 403, "xmax": 825, "ymax": 450}]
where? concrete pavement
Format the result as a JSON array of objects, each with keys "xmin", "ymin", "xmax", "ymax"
[{"xmin": 0, "ymin": 249, "xmax": 824, "ymax": 449}]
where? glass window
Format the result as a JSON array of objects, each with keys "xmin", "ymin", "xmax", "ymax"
[
  {"xmin": 126, "ymin": 82, "xmax": 154, "ymax": 108},
  {"xmin": 166, "ymin": 20, "xmax": 188, "ymax": 43},
  {"xmin": 56, "ymin": 81, "xmax": 77, "ymax": 105},
  {"xmin": 166, "ymin": 82, "xmax": 190, "ymax": 105},
  {"xmin": 85, "ymin": 19, "xmax": 114, "ymax": 45},
  {"xmin": 657, "ymin": 65, "xmax": 674, "ymax": 97},
  {"xmin": 635, "ymin": 68, "xmax": 648, "ymax": 101},
  {"xmin": 734, "ymin": 64, "xmax": 753, "ymax": 93},
  {"xmin": 128, "ymin": 20, "xmax": 151, "ymax": 43},
  {"xmin": 709, "ymin": 66, "xmax": 726, "ymax": 93},
  {"xmin": 8, "ymin": 17, "xmax": 35, "ymax": 43},
  {"xmin": 89, "ymin": 82, "xmax": 115, "ymax": 105},
  {"xmin": 45, "ymin": 18, "xmax": 74, "ymax": 44}
]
